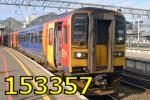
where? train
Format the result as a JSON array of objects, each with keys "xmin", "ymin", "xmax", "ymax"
[
  {"xmin": 2, "ymin": 7, "xmax": 126, "ymax": 92},
  {"xmin": 0, "ymin": 27, "xmax": 5, "ymax": 45}
]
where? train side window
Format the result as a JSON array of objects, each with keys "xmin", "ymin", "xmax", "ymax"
[
  {"xmin": 20, "ymin": 35, "xmax": 22, "ymax": 42},
  {"xmin": 27, "ymin": 33, "xmax": 29, "ymax": 42},
  {"xmin": 49, "ymin": 28, "xmax": 53, "ymax": 45},
  {"xmin": 34, "ymin": 35, "xmax": 37, "ymax": 43},
  {"xmin": 23, "ymin": 35, "xmax": 25, "ymax": 42},
  {"xmin": 35, "ymin": 34, "xmax": 38, "ymax": 43},
  {"xmin": 39, "ymin": 31, "xmax": 42, "ymax": 43},
  {"xmin": 25, "ymin": 35, "xmax": 26, "ymax": 42},
  {"xmin": 64, "ymin": 26, "xmax": 67, "ymax": 44},
  {"xmin": 31, "ymin": 33, "xmax": 33, "ymax": 43},
  {"xmin": 25, "ymin": 33, "xmax": 28, "ymax": 42}
]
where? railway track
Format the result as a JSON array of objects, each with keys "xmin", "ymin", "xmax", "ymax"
[
  {"xmin": 120, "ymin": 72, "xmax": 150, "ymax": 91},
  {"xmin": 87, "ymin": 95, "xmax": 116, "ymax": 100}
]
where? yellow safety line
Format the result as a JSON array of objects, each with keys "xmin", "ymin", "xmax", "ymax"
[{"xmin": 6, "ymin": 49, "xmax": 51, "ymax": 100}]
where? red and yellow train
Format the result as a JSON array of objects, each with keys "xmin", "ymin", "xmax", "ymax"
[{"xmin": 2, "ymin": 7, "xmax": 126, "ymax": 90}]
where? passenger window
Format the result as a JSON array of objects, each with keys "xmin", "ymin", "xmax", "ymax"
[
  {"xmin": 64, "ymin": 26, "xmax": 67, "ymax": 44},
  {"xmin": 27, "ymin": 33, "xmax": 30, "ymax": 42},
  {"xmin": 35, "ymin": 36, "xmax": 37, "ymax": 43},
  {"xmin": 49, "ymin": 28, "xmax": 53, "ymax": 45},
  {"xmin": 39, "ymin": 31, "xmax": 42, "ymax": 43},
  {"xmin": 23, "ymin": 35, "xmax": 25, "ymax": 42},
  {"xmin": 31, "ymin": 33, "xmax": 33, "ymax": 43}
]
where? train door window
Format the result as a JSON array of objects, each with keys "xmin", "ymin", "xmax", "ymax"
[
  {"xmin": 64, "ymin": 26, "xmax": 67, "ymax": 44},
  {"xmin": 54, "ymin": 22, "xmax": 62, "ymax": 66},
  {"xmin": 95, "ymin": 20, "xmax": 111, "ymax": 45},
  {"xmin": 49, "ymin": 28, "xmax": 53, "ymax": 45}
]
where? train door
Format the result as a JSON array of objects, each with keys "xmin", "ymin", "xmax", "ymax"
[
  {"xmin": 94, "ymin": 20, "xmax": 111, "ymax": 69},
  {"xmin": 47, "ymin": 23, "xmax": 55, "ymax": 68},
  {"xmin": 54, "ymin": 22, "xmax": 62, "ymax": 66}
]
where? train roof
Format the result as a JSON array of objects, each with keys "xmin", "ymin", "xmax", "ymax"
[
  {"xmin": 56, "ymin": 7, "xmax": 124, "ymax": 20},
  {"xmin": 73, "ymin": 7, "xmax": 120, "ymax": 13},
  {"xmin": 19, "ymin": 24, "xmax": 43, "ymax": 35},
  {"xmin": 18, "ymin": 7, "xmax": 124, "ymax": 34}
]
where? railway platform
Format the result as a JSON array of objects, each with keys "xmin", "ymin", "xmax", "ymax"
[
  {"xmin": 126, "ymin": 52, "xmax": 150, "ymax": 61},
  {"xmin": 126, "ymin": 51, "xmax": 150, "ymax": 75},
  {"xmin": 125, "ymin": 49, "xmax": 150, "ymax": 91},
  {"xmin": 0, "ymin": 46, "xmax": 87, "ymax": 100}
]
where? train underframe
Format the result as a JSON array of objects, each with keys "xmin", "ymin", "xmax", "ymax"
[{"xmin": 16, "ymin": 48, "xmax": 123, "ymax": 95}]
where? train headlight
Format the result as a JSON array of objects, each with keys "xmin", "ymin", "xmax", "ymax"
[
  {"xmin": 114, "ymin": 51, "xmax": 124, "ymax": 57},
  {"xmin": 74, "ymin": 52, "xmax": 88, "ymax": 59},
  {"xmin": 77, "ymin": 53, "xmax": 82, "ymax": 58}
]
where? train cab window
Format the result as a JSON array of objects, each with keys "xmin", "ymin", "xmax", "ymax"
[
  {"xmin": 64, "ymin": 26, "xmax": 67, "ymax": 44},
  {"xmin": 72, "ymin": 14, "xmax": 88, "ymax": 45},
  {"xmin": 115, "ymin": 18, "xmax": 126, "ymax": 44},
  {"xmin": 49, "ymin": 28, "xmax": 53, "ymax": 45}
]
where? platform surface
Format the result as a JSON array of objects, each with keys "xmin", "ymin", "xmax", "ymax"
[
  {"xmin": 126, "ymin": 52, "xmax": 150, "ymax": 61},
  {"xmin": 0, "ymin": 46, "xmax": 87, "ymax": 100}
]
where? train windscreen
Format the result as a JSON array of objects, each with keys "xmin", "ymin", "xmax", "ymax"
[
  {"xmin": 115, "ymin": 17, "xmax": 126, "ymax": 44},
  {"xmin": 72, "ymin": 14, "xmax": 88, "ymax": 46}
]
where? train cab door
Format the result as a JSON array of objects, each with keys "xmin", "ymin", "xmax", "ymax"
[
  {"xmin": 94, "ymin": 19, "xmax": 113, "ymax": 71},
  {"xmin": 54, "ymin": 22, "xmax": 62, "ymax": 66}
]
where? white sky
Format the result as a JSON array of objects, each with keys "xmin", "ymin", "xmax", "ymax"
[{"xmin": 0, "ymin": 0, "xmax": 150, "ymax": 22}]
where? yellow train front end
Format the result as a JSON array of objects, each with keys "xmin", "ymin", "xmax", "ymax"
[{"xmin": 69, "ymin": 8, "xmax": 126, "ymax": 87}]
